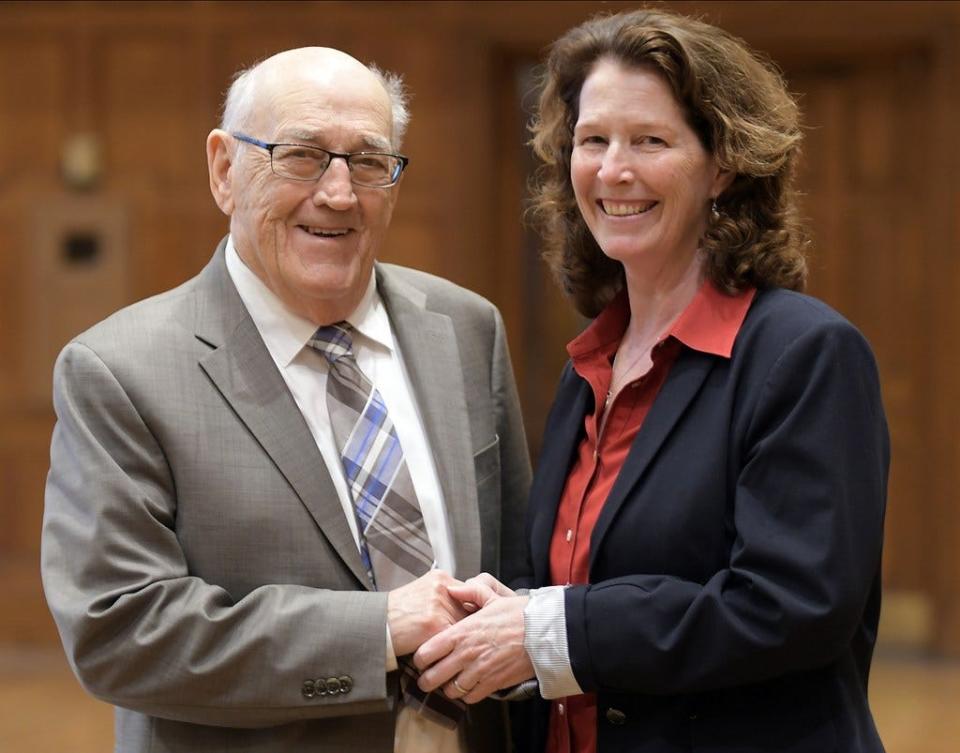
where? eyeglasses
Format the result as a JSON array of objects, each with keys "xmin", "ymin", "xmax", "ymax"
[{"xmin": 232, "ymin": 133, "xmax": 409, "ymax": 188}]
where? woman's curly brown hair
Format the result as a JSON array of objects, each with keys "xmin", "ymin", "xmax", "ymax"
[{"xmin": 529, "ymin": 8, "xmax": 808, "ymax": 317}]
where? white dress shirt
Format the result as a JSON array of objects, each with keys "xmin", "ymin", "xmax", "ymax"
[{"xmin": 225, "ymin": 238, "xmax": 464, "ymax": 753}]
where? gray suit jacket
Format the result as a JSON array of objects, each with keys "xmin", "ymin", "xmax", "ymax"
[{"xmin": 41, "ymin": 240, "xmax": 532, "ymax": 753}]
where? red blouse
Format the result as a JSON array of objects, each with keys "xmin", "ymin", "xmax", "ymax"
[{"xmin": 546, "ymin": 281, "xmax": 755, "ymax": 753}]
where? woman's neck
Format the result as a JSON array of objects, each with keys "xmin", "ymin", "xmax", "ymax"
[{"xmin": 621, "ymin": 252, "xmax": 704, "ymax": 344}]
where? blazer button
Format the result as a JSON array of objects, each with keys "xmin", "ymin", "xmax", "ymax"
[
  {"xmin": 338, "ymin": 675, "xmax": 353, "ymax": 694},
  {"xmin": 302, "ymin": 680, "xmax": 316, "ymax": 699},
  {"xmin": 605, "ymin": 707, "xmax": 627, "ymax": 725}
]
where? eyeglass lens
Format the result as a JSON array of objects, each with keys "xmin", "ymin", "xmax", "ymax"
[{"xmin": 272, "ymin": 144, "xmax": 399, "ymax": 186}]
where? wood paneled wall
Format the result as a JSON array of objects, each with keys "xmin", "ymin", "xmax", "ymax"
[{"xmin": 1, "ymin": 1, "xmax": 958, "ymax": 655}]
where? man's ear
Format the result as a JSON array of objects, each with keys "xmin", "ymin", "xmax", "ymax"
[{"xmin": 207, "ymin": 129, "xmax": 235, "ymax": 216}]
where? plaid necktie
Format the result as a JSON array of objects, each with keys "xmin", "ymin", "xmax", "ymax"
[{"xmin": 309, "ymin": 323, "xmax": 465, "ymax": 728}]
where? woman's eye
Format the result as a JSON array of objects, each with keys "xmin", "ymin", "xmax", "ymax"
[
  {"xmin": 639, "ymin": 136, "xmax": 666, "ymax": 147},
  {"xmin": 578, "ymin": 135, "xmax": 607, "ymax": 146}
]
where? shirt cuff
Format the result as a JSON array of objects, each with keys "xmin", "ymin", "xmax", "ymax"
[
  {"xmin": 523, "ymin": 585, "xmax": 583, "ymax": 699},
  {"xmin": 386, "ymin": 623, "xmax": 398, "ymax": 672}
]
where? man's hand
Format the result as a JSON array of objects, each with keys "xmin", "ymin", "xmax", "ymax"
[
  {"xmin": 387, "ymin": 570, "xmax": 470, "ymax": 657},
  {"xmin": 413, "ymin": 585, "xmax": 534, "ymax": 704},
  {"xmin": 449, "ymin": 572, "xmax": 515, "ymax": 611}
]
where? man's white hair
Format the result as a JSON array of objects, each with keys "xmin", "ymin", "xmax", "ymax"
[{"xmin": 219, "ymin": 56, "xmax": 411, "ymax": 151}]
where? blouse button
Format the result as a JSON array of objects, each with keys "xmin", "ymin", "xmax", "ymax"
[
  {"xmin": 565, "ymin": 529, "xmax": 573, "ymax": 542},
  {"xmin": 558, "ymin": 703, "xmax": 565, "ymax": 715}
]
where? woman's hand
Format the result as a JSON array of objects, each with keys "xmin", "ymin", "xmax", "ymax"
[{"xmin": 413, "ymin": 578, "xmax": 534, "ymax": 703}]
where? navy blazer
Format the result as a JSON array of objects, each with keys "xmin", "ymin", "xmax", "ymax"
[{"xmin": 514, "ymin": 288, "xmax": 889, "ymax": 753}]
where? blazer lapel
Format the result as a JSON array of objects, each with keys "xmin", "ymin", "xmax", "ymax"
[
  {"xmin": 193, "ymin": 245, "xmax": 372, "ymax": 589},
  {"xmin": 528, "ymin": 366, "xmax": 592, "ymax": 587},
  {"xmin": 376, "ymin": 266, "xmax": 481, "ymax": 578},
  {"xmin": 589, "ymin": 348, "xmax": 717, "ymax": 570}
]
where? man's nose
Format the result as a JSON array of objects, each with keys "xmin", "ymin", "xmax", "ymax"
[{"xmin": 312, "ymin": 157, "xmax": 358, "ymax": 209}]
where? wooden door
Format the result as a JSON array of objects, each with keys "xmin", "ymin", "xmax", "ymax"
[{"xmin": 788, "ymin": 52, "xmax": 937, "ymax": 648}]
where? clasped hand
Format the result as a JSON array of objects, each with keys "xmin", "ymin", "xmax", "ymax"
[{"xmin": 389, "ymin": 572, "xmax": 535, "ymax": 704}]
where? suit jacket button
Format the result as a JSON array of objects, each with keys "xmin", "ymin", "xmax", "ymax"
[
  {"xmin": 302, "ymin": 680, "xmax": 316, "ymax": 699},
  {"xmin": 338, "ymin": 675, "xmax": 353, "ymax": 694},
  {"xmin": 325, "ymin": 677, "xmax": 342, "ymax": 695},
  {"xmin": 606, "ymin": 707, "xmax": 627, "ymax": 725}
]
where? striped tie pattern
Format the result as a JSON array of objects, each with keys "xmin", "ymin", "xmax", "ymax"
[
  {"xmin": 310, "ymin": 323, "xmax": 434, "ymax": 590},
  {"xmin": 309, "ymin": 323, "xmax": 464, "ymax": 729}
]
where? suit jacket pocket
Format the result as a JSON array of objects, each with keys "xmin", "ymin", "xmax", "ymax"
[
  {"xmin": 474, "ymin": 435, "xmax": 501, "ymax": 574},
  {"xmin": 474, "ymin": 435, "xmax": 501, "ymax": 485}
]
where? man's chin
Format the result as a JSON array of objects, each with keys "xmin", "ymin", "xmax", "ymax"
[{"xmin": 287, "ymin": 277, "xmax": 369, "ymax": 324}]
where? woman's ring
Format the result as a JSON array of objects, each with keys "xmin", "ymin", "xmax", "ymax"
[{"xmin": 452, "ymin": 677, "xmax": 468, "ymax": 694}]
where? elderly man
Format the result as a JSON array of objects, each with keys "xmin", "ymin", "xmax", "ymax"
[{"xmin": 41, "ymin": 47, "xmax": 530, "ymax": 753}]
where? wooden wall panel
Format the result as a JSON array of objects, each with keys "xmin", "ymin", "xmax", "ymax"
[
  {"xmin": 0, "ymin": 35, "xmax": 64, "ymax": 180},
  {"xmin": 0, "ymin": 1, "xmax": 956, "ymax": 656},
  {"xmin": 791, "ymin": 57, "xmax": 934, "ymax": 602},
  {"xmin": 0, "ymin": 196, "xmax": 29, "ymax": 404},
  {"xmin": 130, "ymin": 188, "xmax": 235, "ymax": 295},
  {"xmin": 24, "ymin": 193, "xmax": 131, "ymax": 404},
  {"xmin": 0, "ymin": 417, "xmax": 55, "ymax": 557},
  {"xmin": 406, "ymin": 32, "xmax": 500, "ymax": 298},
  {"xmin": 100, "ymin": 35, "xmax": 209, "ymax": 185},
  {"xmin": 0, "ymin": 37, "xmax": 66, "ymax": 403}
]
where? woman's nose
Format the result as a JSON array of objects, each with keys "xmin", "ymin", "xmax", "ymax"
[{"xmin": 597, "ymin": 145, "xmax": 636, "ymax": 185}]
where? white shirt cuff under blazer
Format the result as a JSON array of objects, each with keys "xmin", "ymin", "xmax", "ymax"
[{"xmin": 524, "ymin": 585, "xmax": 584, "ymax": 699}]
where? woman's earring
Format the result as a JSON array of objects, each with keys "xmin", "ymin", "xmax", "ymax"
[{"xmin": 710, "ymin": 198, "xmax": 720, "ymax": 219}]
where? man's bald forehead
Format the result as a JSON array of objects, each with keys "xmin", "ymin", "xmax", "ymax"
[
  {"xmin": 220, "ymin": 46, "xmax": 409, "ymax": 150},
  {"xmin": 242, "ymin": 47, "xmax": 391, "ymax": 134},
  {"xmin": 260, "ymin": 47, "xmax": 379, "ymax": 83}
]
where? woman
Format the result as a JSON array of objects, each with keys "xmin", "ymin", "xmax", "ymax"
[{"xmin": 415, "ymin": 9, "xmax": 888, "ymax": 753}]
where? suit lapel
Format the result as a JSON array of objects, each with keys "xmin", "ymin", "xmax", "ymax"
[
  {"xmin": 589, "ymin": 349, "xmax": 717, "ymax": 570},
  {"xmin": 193, "ymin": 244, "xmax": 372, "ymax": 589},
  {"xmin": 377, "ymin": 266, "xmax": 481, "ymax": 578}
]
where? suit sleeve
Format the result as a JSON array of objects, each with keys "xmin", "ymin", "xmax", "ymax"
[
  {"xmin": 490, "ymin": 307, "xmax": 533, "ymax": 586},
  {"xmin": 41, "ymin": 341, "xmax": 392, "ymax": 727},
  {"xmin": 564, "ymin": 320, "xmax": 889, "ymax": 694}
]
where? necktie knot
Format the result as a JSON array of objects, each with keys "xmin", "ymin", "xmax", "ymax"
[{"xmin": 310, "ymin": 323, "xmax": 355, "ymax": 363}]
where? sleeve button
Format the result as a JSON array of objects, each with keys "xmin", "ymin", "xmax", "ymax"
[
  {"xmin": 315, "ymin": 678, "xmax": 328, "ymax": 696},
  {"xmin": 325, "ymin": 677, "xmax": 342, "ymax": 695},
  {"xmin": 301, "ymin": 680, "xmax": 316, "ymax": 699},
  {"xmin": 605, "ymin": 707, "xmax": 627, "ymax": 725},
  {"xmin": 338, "ymin": 675, "xmax": 353, "ymax": 694}
]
